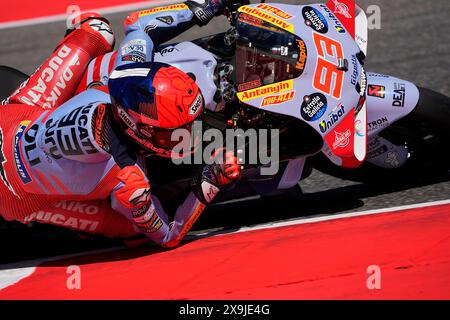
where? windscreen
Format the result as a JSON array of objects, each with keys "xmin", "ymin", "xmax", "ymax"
[{"xmin": 235, "ymin": 12, "xmax": 307, "ymax": 92}]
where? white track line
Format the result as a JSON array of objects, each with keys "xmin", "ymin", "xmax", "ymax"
[
  {"xmin": 197, "ymin": 198, "xmax": 450, "ymax": 237},
  {"xmin": 0, "ymin": 0, "xmax": 181, "ymax": 30},
  {"xmin": 1, "ymin": 198, "xmax": 449, "ymax": 291}
]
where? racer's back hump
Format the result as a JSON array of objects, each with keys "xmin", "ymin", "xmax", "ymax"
[{"xmin": 0, "ymin": 89, "xmax": 120, "ymax": 220}]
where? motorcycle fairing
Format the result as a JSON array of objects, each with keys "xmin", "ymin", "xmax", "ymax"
[
  {"xmin": 154, "ymin": 42, "xmax": 218, "ymax": 111},
  {"xmin": 366, "ymin": 72, "xmax": 420, "ymax": 136},
  {"xmin": 235, "ymin": 3, "xmax": 366, "ymax": 167},
  {"xmin": 354, "ymin": 4, "xmax": 368, "ymax": 56}
]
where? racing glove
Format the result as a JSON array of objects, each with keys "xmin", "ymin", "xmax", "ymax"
[
  {"xmin": 193, "ymin": 149, "xmax": 241, "ymax": 204},
  {"xmin": 185, "ymin": 0, "xmax": 227, "ymax": 25}
]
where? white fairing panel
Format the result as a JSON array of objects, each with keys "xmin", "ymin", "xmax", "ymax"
[
  {"xmin": 154, "ymin": 41, "xmax": 218, "ymax": 111},
  {"xmin": 366, "ymin": 72, "xmax": 420, "ymax": 137},
  {"xmin": 355, "ymin": 5, "xmax": 368, "ymax": 56}
]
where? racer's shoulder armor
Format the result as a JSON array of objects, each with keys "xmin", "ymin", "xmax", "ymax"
[
  {"xmin": 17, "ymin": 89, "xmax": 120, "ymax": 196},
  {"xmin": 30, "ymin": 89, "xmax": 112, "ymax": 164}
]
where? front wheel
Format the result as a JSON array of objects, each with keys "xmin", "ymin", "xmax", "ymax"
[{"xmin": 311, "ymin": 87, "xmax": 450, "ymax": 183}]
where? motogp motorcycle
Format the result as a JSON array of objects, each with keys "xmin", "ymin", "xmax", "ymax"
[{"xmin": 1, "ymin": 0, "xmax": 450, "ymax": 205}]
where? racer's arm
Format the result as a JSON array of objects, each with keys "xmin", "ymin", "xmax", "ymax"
[
  {"xmin": 116, "ymin": 0, "xmax": 226, "ymax": 66},
  {"xmin": 108, "ymin": 126, "xmax": 240, "ymax": 248},
  {"xmin": 110, "ymin": 158, "xmax": 240, "ymax": 248}
]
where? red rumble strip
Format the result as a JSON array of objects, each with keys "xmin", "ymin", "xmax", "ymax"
[{"xmin": 1, "ymin": 202, "xmax": 450, "ymax": 299}]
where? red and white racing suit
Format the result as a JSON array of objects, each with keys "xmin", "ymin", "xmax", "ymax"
[{"xmin": 0, "ymin": 2, "xmax": 237, "ymax": 247}]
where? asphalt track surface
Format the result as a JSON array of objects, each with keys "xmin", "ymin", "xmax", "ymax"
[{"xmin": 0, "ymin": 0, "xmax": 449, "ymax": 263}]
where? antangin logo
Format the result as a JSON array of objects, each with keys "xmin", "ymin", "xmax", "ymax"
[
  {"xmin": 0, "ymin": 127, "xmax": 19, "ymax": 197},
  {"xmin": 256, "ymin": 3, "xmax": 293, "ymax": 19},
  {"xmin": 237, "ymin": 80, "xmax": 293, "ymax": 102}
]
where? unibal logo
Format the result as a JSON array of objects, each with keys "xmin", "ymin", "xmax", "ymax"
[{"xmin": 319, "ymin": 104, "xmax": 345, "ymax": 133}]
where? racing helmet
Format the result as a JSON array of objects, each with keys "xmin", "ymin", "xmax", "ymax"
[{"xmin": 108, "ymin": 62, "xmax": 204, "ymax": 158}]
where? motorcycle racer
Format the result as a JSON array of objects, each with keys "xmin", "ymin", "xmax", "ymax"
[
  {"xmin": 76, "ymin": 0, "xmax": 233, "ymax": 93},
  {"xmin": 0, "ymin": 0, "xmax": 241, "ymax": 247}
]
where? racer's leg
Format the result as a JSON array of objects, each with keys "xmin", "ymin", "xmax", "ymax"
[
  {"xmin": 75, "ymin": 51, "xmax": 118, "ymax": 94},
  {"xmin": 6, "ymin": 13, "xmax": 115, "ymax": 109},
  {"xmin": 18, "ymin": 199, "xmax": 141, "ymax": 238}
]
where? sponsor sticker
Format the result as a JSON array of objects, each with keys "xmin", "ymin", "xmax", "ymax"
[
  {"xmin": 24, "ymin": 211, "xmax": 99, "ymax": 232},
  {"xmin": 14, "ymin": 121, "xmax": 32, "ymax": 184},
  {"xmin": 156, "ymin": 16, "xmax": 174, "ymax": 25},
  {"xmin": 118, "ymin": 107, "xmax": 136, "ymax": 130},
  {"xmin": 237, "ymin": 80, "xmax": 294, "ymax": 102},
  {"xmin": 319, "ymin": 104, "xmax": 345, "ymax": 133},
  {"xmin": 19, "ymin": 45, "xmax": 81, "ymax": 109},
  {"xmin": 392, "ymin": 83, "xmax": 406, "ymax": 107},
  {"xmin": 122, "ymin": 54, "xmax": 145, "ymax": 63},
  {"xmin": 159, "ymin": 46, "xmax": 177, "ymax": 56},
  {"xmin": 302, "ymin": 6, "xmax": 329, "ymax": 33},
  {"xmin": 256, "ymin": 3, "xmax": 294, "ymax": 20},
  {"xmin": 350, "ymin": 55, "xmax": 359, "ymax": 86},
  {"xmin": 121, "ymin": 39, "xmax": 146, "ymax": 63},
  {"xmin": 368, "ymin": 85, "xmax": 386, "ymax": 98},
  {"xmin": 237, "ymin": 79, "xmax": 262, "ymax": 92},
  {"xmin": 189, "ymin": 94, "xmax": 203, "ymax": 116},
  {"xmin": 296, "ymin": 38, "xmax": 308, "ymax": 71},
  {"xmin": 121, "ymin": 39, "xmax": 146, "ymax": 56},
  {"xmin": 139, "ymin": 4, "xmax": 188, "ymax": 17},
  {"xmin": 89, "ymin": 20, "xmax": 113, "ymax": 35},
  {"xmin": 53, "ymin": 200, "xmax": 100, "ymax": 215},
  {"xmin": 301, "ymin": 93, "xmax": 328, "ymax": 122},
  {"xmin": 261, "ymin": 91, "xmax": 295, "ymax": 107},
  {"xmin": 332, "ymin": 129, "xmax": 351, "ymax": 149},
  {"xmin": 238, "ymin": 6, "xmax": 294, "ymax": 32},
  {"xmin": 331, "ymin": 0, "xmax": 353, "ymax": 19},
  {"xmin": 368, "ymin": 116, "xmax": 389, "ymax": 132},
  {"xmin": 0, "ymin": 127, "xmax": 19, "ymax": 196},
  {"xmin": 319, "ymin": 4, "xmax": 347, "ymax": 34}
]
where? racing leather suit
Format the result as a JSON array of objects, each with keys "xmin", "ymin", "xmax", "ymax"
[{"xmin": 0, "ymin": 1, "xmax": 235, "ymax": 247}]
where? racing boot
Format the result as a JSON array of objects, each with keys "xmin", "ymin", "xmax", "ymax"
[{"xmin": 7, "ymin": 13, "xmax": 115, "ymax": 109}]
